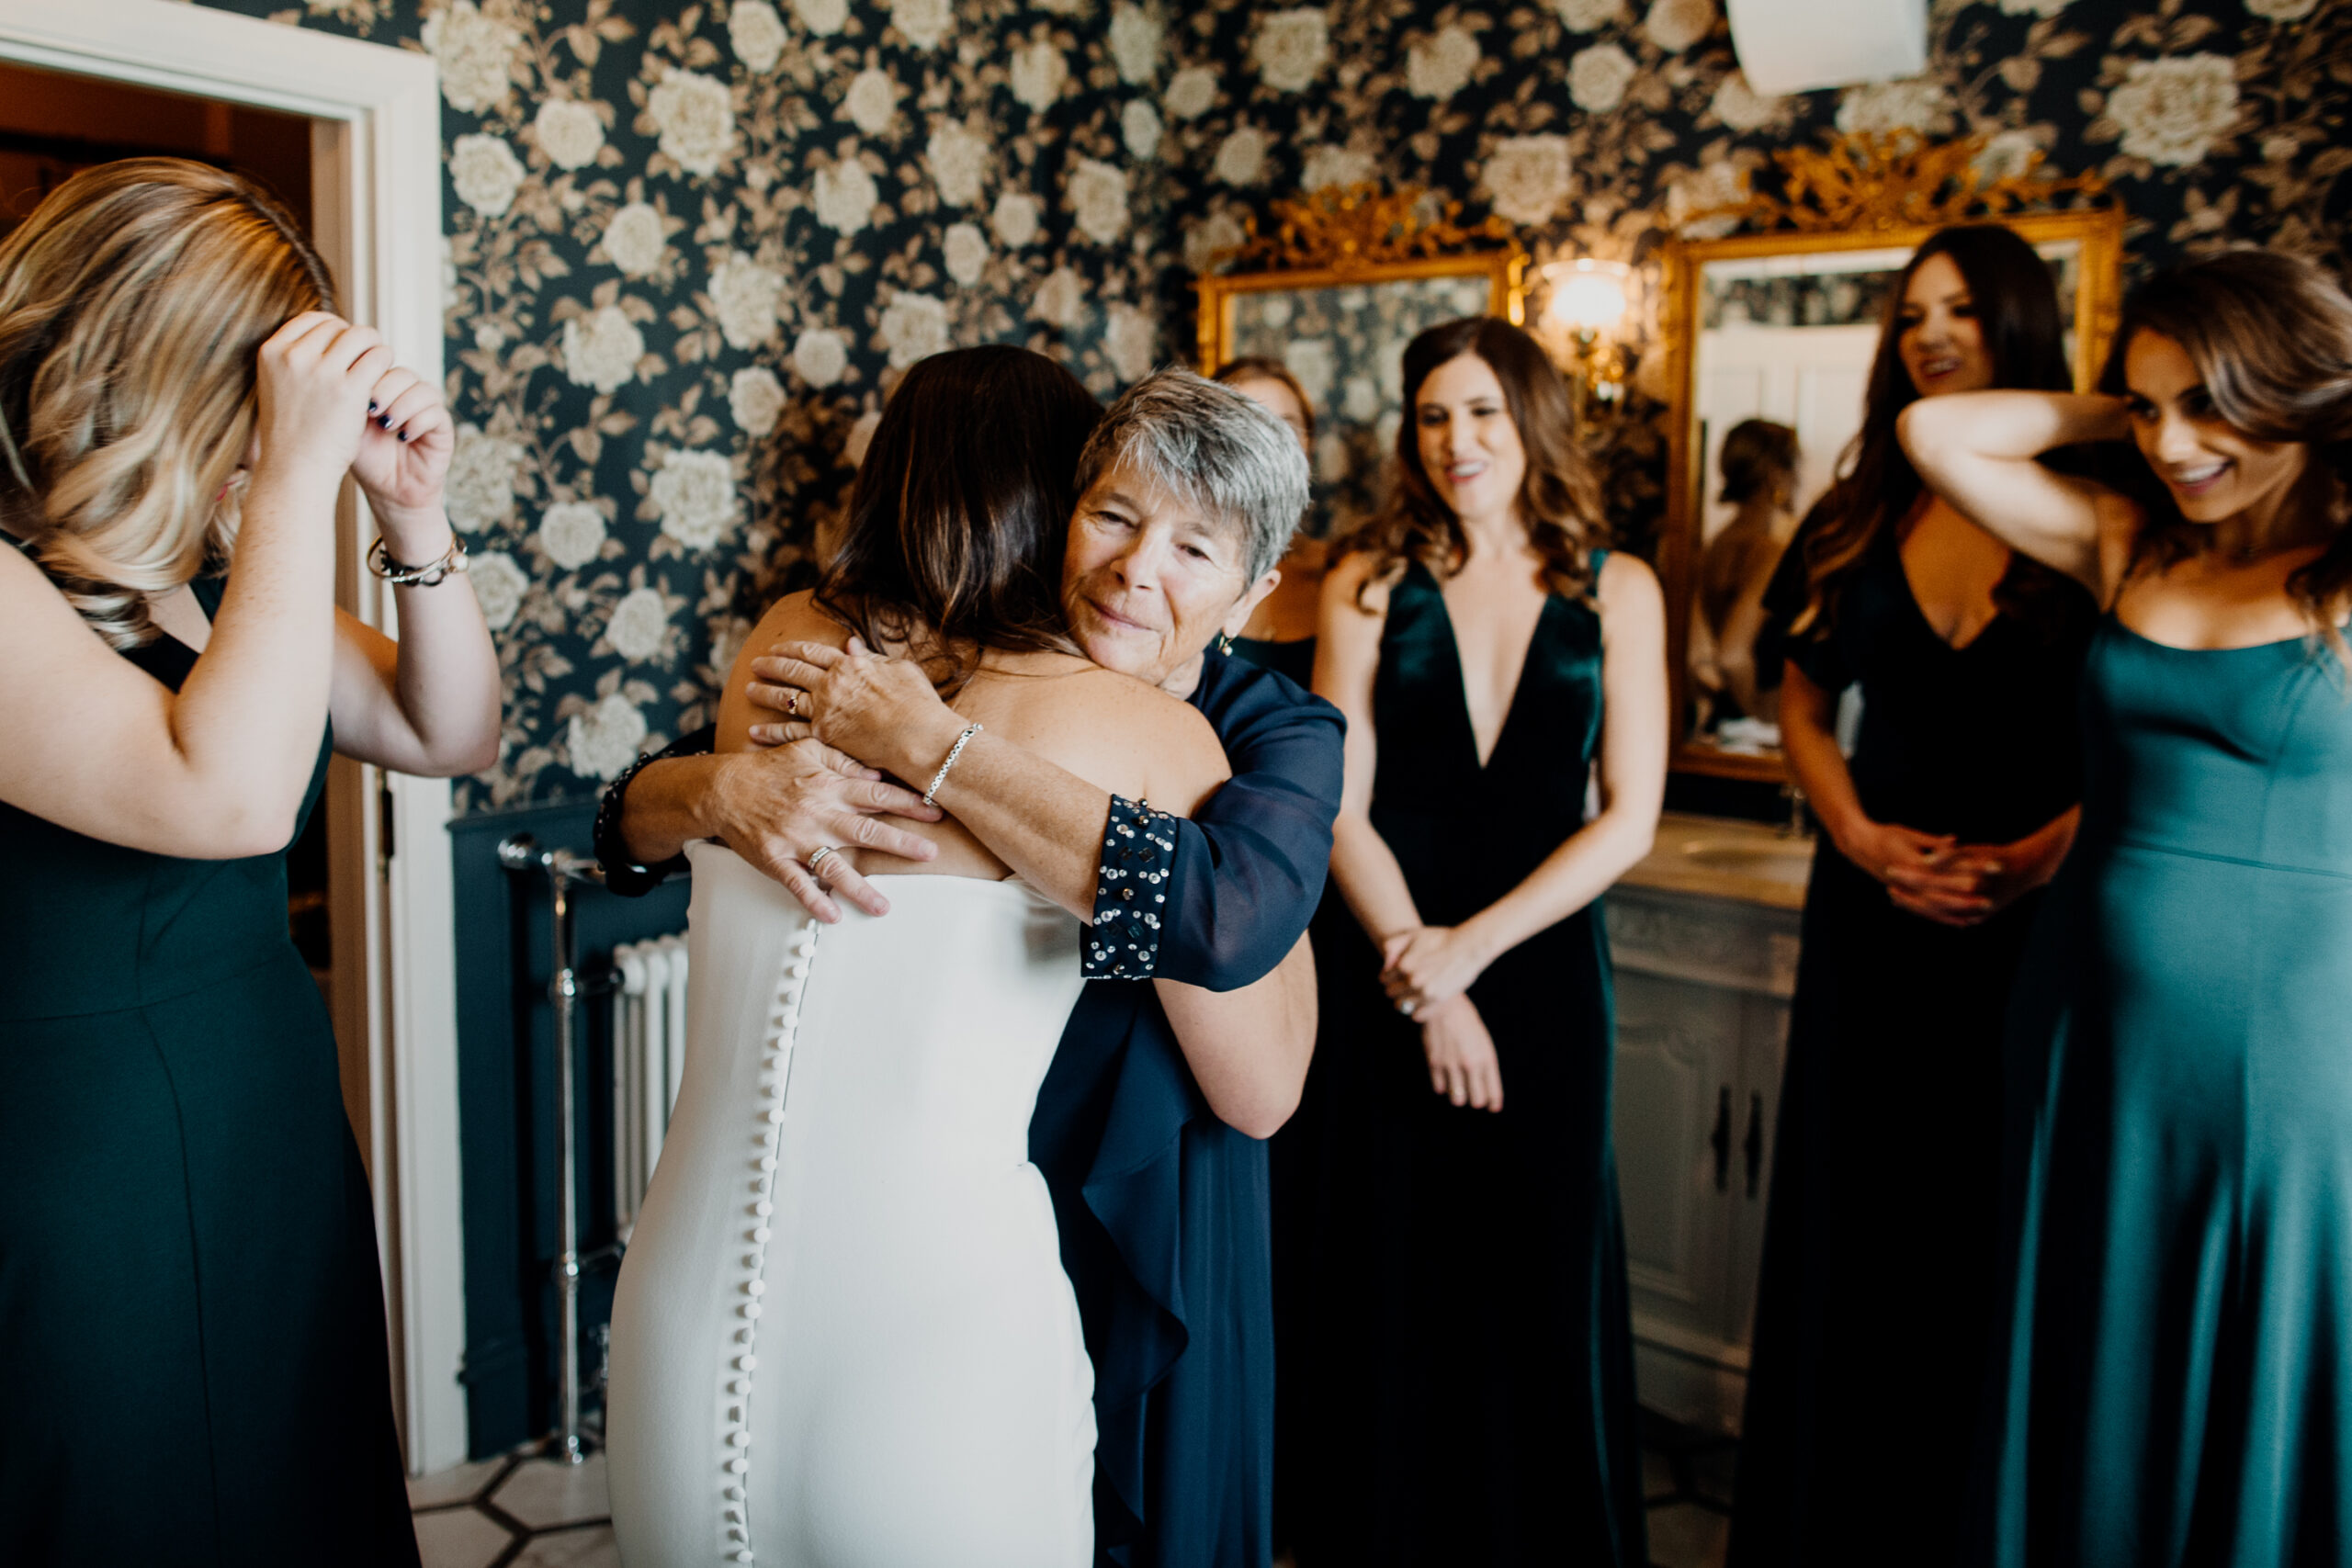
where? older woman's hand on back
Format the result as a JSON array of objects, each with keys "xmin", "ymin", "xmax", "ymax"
[{"xmin": 748, "ymin": 637, "xmax": 966, "ymax": 783}]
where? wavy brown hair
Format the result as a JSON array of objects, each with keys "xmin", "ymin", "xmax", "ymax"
[
  {"xmin": 1346, "ymin": 315, "xmax": 1604, "ymax": 601},
  {"xmin": 1211, "ymin": 355, "xmax": 1317, "ymax": 444},
  {"xmin": 1790, "ymin": 223, "xmax": 2076, "ymax": 638},
  {"xmin": 812, "ymin": 344, "xmax": 1102, "ymax": 694},
  {"xmin": 2105, "ymin": 250, "xmax": 2352, "ymax": 671},
  {"xmin": 0, "ymin": 158, "xmax": 334, "ymax": 649}
]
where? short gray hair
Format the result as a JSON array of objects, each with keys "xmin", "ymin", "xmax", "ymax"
[{"xmin": 1074, "ymin": 367, "xmax": 1310, "ymax": 584}]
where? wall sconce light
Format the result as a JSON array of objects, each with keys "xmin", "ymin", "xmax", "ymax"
[{"xmin": 1541, "ymin": 257, "xmax": 1632, "ymax": 421}]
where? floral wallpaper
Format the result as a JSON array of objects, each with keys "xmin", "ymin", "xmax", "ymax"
[{"xmin": 197, "ymin": 0, "xmax": 2352, "ymax": 813}]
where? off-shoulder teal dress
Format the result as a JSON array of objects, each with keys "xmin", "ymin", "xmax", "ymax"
[
  {"xmin": 0, "ymin": 572, "xmax": 417, "ymax": 1565},
  {"xmin": 1978, "ymin": 616, "xmax": 2352, "ymax": 1565}
]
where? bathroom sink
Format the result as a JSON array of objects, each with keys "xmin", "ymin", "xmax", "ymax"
[{"xmin": 1678, "ymin": 836, "xmax": 1815, "ymax": 886}]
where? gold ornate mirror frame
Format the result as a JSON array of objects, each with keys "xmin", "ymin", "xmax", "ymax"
[{"xmin": 1660, "ymin": 173, "xmax": 2124, "ymax": 784}]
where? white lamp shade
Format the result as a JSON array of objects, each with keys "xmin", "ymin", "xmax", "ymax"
[
  {"xmin": 1544, "ymin": 261, "xmax": 1631, "ymax": 332},
  {"xmin": 1725, "ymin": 0, "xmax": 1927, "ymax": 97}
]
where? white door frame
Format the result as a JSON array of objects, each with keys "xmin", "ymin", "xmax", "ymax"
[{"xmin": 0, "ymin": 0, "xmax": 468, "ymax": 1474}]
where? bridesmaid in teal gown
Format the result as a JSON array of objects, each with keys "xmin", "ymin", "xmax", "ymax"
[
  {"xmin": 1294, "ymin": 318, "xmax": 1668, "ymax": 1566},
  {"xmin": 1903, "ymin": 251, "xmax": 2352, "ymax": 1566},
  {"xmin": 0, "ymin": 162, "xmax": 499, "ymax": 1564}
]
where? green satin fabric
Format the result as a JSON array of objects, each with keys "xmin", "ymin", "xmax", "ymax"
[{"xmin": 1984, "ymin": 618, "xmax": 2352, "ymax": 1567}]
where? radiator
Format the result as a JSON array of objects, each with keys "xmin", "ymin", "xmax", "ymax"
[{"xmin": 611, "ymin": 934, "xmax": 688, "ymax": 1236}]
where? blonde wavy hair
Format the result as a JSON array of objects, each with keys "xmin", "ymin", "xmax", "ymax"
[{"xmin": 0, "ymin": 157, "xmax": 334, "ymax": 649}]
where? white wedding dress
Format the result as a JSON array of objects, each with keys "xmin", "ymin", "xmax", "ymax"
[{"xmin": 606, "ymin": 844, "xmax": 1095, "ymax": 1568}]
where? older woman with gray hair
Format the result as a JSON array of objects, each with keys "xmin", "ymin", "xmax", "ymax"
[{"xmin": 598, "ymin": 362, "xmax": 1342, "ymax": 1568}]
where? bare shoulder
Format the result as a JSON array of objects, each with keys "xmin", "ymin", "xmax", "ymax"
[
  {"xmin": 1320, "ymin": 547, "xmax": 1393, "ymax": 620},
  {"xmin": 1597, "ymin": 549, "xmax": 1664, "ymax": 617},
  {"xmin": 973, "ymin": 660, "xmax": 1227, "ymax": 815},
  {"xmin": 716, "ymin": 590, "xmax": 845, "ymax": 750}
]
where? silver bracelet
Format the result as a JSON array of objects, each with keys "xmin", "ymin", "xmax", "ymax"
[
  {"xmin": 367, "ymin": 533, "xmax": 469, "ymax": 587},
  {"xmin": 922, "ymin": 722, "xmax": 982, "ymax": 807}
]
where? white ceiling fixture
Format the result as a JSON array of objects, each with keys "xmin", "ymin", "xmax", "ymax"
[{"xmin": 1724, "ymin": 0, "xmax": 1928, "ymax": 97}]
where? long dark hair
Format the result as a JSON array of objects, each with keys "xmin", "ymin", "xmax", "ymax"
[
  {"xmin": 1346, "ymin": 315, "xmax": 1604, "ymax": 601},
  {"xmin": 1792, "ymin": 223, "xmax": 2075, "ymax": 636},
  {"xmin": 813, "ymin": 345, "xmax": 1102, "ymax": 691},
  {"xmin": 2105, "ymin": 250, "xmax": 2352, "ymax": 669}
]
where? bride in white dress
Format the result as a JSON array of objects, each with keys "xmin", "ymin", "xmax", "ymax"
[{"xmin": 605, "ymin": 347, "xmax": 1238, "ymax": 1568}]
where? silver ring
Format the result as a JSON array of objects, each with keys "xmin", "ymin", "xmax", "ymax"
[{"xmin": 806, "ymin": 844, "xmax": 840, "ymax": 886}]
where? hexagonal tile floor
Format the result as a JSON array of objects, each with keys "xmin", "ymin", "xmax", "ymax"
[{"xmin": 407, "ymin": 1450, "xmax": 614, "ymax": 1568}]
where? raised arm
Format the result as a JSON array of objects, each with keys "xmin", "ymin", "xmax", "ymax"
[
  {"xmin": 1897, "ymin": 389, "xmax": 2138, "ymax": 595},
  {"xmin": 1373, "ymin": 552, "xmax": 1668, "ymax": 1015},
  {"xmin": 2, "ymin": 314, "xmax": 386, "ymax": 857}
]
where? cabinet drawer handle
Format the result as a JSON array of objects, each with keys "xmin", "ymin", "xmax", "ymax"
[
  {"xmin": 1744, "ymin": 1091, "xmax": 1765, "ymax": 1199},
  {"xmin": 1710, "ymin": 1085, "xmax": 1732, "ymax": 1193}
]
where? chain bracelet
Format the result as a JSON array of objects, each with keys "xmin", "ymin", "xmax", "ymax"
[
  {"xmin": 367, "ymin": 533, "xmax": 470, "ymax": 587},
  {"xmin": 922, "ymin": 722, "xmax": 983, "ymax": 808}
]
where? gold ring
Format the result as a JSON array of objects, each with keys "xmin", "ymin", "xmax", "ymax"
[{"xmin": 788, "ymin": 689, "xmax": 805, "ymax": 718}]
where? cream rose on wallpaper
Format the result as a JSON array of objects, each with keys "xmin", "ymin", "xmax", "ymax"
[
  {"xmin": 604, "ymin": 586, "xmax": 672, "ymax": 663},
  {"xmin": 729, "ymin": 1, "xmax": 787, "ymax": 73},
  {"xmin": 729, "ymin": 367, "xmax": 786, "ymax": 434},
  {"xmin": 563, "ymin": 305, "xmax": 646, "ymax": 395},
  {"xmin": 446, "ymin": 425, "xmax": 523, "ymax": 533},
  {"xmin": 537, "ymin": 502, "xmax": 607, "ymax": 571},
  {"xmin": 1032, "ymin": 265, "xmax": 1088, "ymax": 330},
  {"xmin": 1408, "ymin": 25, "xmax": 1479, "ymax": 102},
  {"xmin": 842, "ymin": 68, "xmax": 898, "ymax": 135},
  {"xmin": 1165, "ymin": 65, "xmax": 1219, "ymax": 120},
  {"xmin": 533, "ymin": 99, "xmax": 605, "ymax": 172},
  {"xmin": 450, "ymin": 133, "xmax": 525, "ymax": 218},
  {"xmin": 880, "ymin": 290, "xmax": 951, "ymax": 368},
  {"xmin": 891, "ymin": 0, "xmax": 953, "ymax": 50},
  {"xmin": 1667, "ymin": 161, "xmax": 1747, "ymax": 238},
  {"xmin": 1482, "ymin": 134, "xmax": 1574, "ymax": 225},
  {"xmin": 1110, "ymin": 2, "xmax": 1163, "ymax": 85},
  {"xmin": 1711, "ymin": 70, "xmax": 1781, "ymax": 131},
  {"xmin": 1214, "ymin": 124, "xmax": 1272, "ymax": 186},
  {"xmin": 1551, "ymin": 0, "xmax": 1625, "ymax": 30},
  {"xmin": 1303, "ymin": 145, "xmax": 1376, "ymax": 191},
  {"xmin": 647, "ymin": 68, "xmax": 736, "ymax": 178},
  {"xmin": 927, "ymin": 122, "xmax": 990, "ymax": 207},
  {"xmin": 423, "ymin": 0, "xmax": 521, "ymax": 116},
  {"xmin": 567, "ymin": 693, "xmax": 647, "ymax": 782},
  {"xmin": 1124, "ymin": 100, "xmax": 1163, "ymax": 162},
  {"xmin": 1182, "ymin": 210, "xmax": 1245, "ymax": 274},
  {"xmin": 469, "ymin": 548, "xmax": 528, "ymax": 634},
  {"xmin": 813, "ymin": 157, "xmax": 879, "ymax": 234},
  {"xmin": 793, "ymin": 0, "xmax": 846, "ymax": 35},
  {"xmin": 1645, "ymin": 0, "xmax": 1715, "ymax": 51},
  {"xmin": 1104, "ymin": 304, "xmax": 1159, "ymax": 382},
  {"xmin": 1569, "ymin": 43, "xmax": 1637, "ymax": 113},
  {"xmin": 943, "ymin": 222, "xmax": 989, "ymax": 286},
  {"xmin": 1974, "ymin": 129, "xmax": 2043, "ymax": 182},
  {"xmin": 2106, "ymin": 54, "xmax": 2241, "ymax": 166},
  {"xmin": 1255, "ymin": 9, "xmax": 1331, "ymax": 93},
  {"xmin": 709, "ymin": 253, "xmax": 783, "ymax": 350},
  {"xmin": 992, "ymin": 191, "xmax": 1042, "ymax": 248},
  {"xmin": 651, "ymin": 448, "xmax": 741, "ymax": 551},
  {"xmin": 1011, "ymin": 39, "xmax": 1069, "ymax": 113},
  {"xmin": 1069, "ymin": 159, "xmax": 1131, "ymax": 244},
  {"xmin": 601, "ymin": 201, "xmax": 667, "ymax": 277},
  {"xmin": 1837, "ymin": 77, "xmax": 1953, "ymax": 137},
  {"xmin": 793, "ymin": 328, "xmax": 849, "ymax": 388}
]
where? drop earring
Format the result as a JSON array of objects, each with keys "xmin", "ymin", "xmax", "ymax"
[{"xmin": 1217, "ymin": 631, "xmax": 1236, "ymax": 656}]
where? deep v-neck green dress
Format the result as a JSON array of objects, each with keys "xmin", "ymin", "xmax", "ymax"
[
  {"xmin": 1976, "ymin": 617, "xmax": 2352, "ymax": 1567},
  {"xmin": 1289, "ymin": 557, "xmax": 1646, "ymax": 1567},
  {"xmin": 0, "ymin": 572, "xmax": 417, "ymax": 1566}
]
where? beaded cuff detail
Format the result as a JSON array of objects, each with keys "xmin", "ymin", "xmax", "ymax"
[
  {"xmin": 717, "ymin": 919, "xmax": 819, "ymax": 1562},
  {"xmin": 593, "ymin": 748, "xmax": 687, "ymax": 897},
  {"xmin": 1084, "ymin": 795, "xmax": 1176, "ymax": 980}
]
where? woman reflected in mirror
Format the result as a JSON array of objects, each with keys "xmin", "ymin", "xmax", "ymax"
[
  {"xmin": 1690, "ymin": 417, "xmax": 1800, "ymax": 735},
  {"xmin": 1213, "ymin": 355, "xmax": 1324, "ymax": 689},
  {"xmin": 1294, "ymin": 316, "xmax": 1667, "ymax": 1566},
  {"xmin": 1900, "ymin": 251, "xmax": 2352, "ymax": 1567},
  {"xmin": 1729, "ymin": 224, "xmax": 2100, "ymax": 1568}
]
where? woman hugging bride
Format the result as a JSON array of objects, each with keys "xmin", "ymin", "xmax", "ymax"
[{"xmin": 605, "ymin": 344, "xmax": 1308, "ymax": 1568}]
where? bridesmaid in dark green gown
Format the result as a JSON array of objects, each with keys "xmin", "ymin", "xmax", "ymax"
[
  {"xmin": 0, "ymin": 162, "xmax": 499, "ymax": 1565},
  {"xmin": 1903, "ymin": 251, "xmax": 2352, "ymax": 1566},
  {"xmin": 1293, "ymin": 318, "xmax": 1668, "ymax": 1566}
]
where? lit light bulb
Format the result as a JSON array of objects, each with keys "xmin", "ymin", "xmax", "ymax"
[{"xmin": 1542, "ymin": 258, "xmax": 1631, "ymax": 333}]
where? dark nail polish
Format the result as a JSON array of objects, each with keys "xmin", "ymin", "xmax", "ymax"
[
  {"xmin": 396, "ymin": 430, "xmax": 410, "ymax": 442},
  {"xmin": 379, "ymin": 414, "xmax": 393, "ymax": 429},
  {"xmin": 367, "ymin": 400, "xmax": 379, "ymax": 413}
]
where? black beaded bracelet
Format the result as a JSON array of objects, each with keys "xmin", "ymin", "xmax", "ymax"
[{"xmin": 592, "ymin": 747, "xmax": 688, "ymax": 897}]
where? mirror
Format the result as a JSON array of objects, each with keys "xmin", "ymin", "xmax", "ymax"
[
  {"xmin": 1659, "ymin": 208, "xmax": 2124, "ymax": 781},
  {"xmin": 1196, "ymin": 252, "xmax": 1527, "ymax": 536}
]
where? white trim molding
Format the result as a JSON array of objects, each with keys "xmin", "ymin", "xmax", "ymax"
[{"xmin": 0, "ymin": 0, "xmax": 469, "ymax": 1474}]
